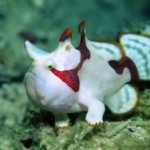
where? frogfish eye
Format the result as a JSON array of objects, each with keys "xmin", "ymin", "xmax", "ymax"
[{"xmin": 48, "ymin": 65, "xmax": 52, "ymax": 69}]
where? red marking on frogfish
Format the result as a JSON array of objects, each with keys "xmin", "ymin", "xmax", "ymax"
[
  {"xmin": 60, "ymin": 28, "xmax": 73, "ymax": 42},
  {"xmin": 51, "ymin": 26, "xmax": 91, "ymax": 92},
  {"xmin": 51, "ymin": 68, "xmax": 79, "ymax": 92},
  {"xmin": 76, "ymin": 27, "xmax": 91, "ymax": 69},
  {"xmin": 109, "ymin": 57, "xmax": 139, "ymax": 82}
]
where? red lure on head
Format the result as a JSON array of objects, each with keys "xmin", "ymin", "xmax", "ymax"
[
  {"xmin": 59, "ymin": 28, "xmax": 73, "ymax": 42},
  {"xmin": 51, "ymin": 22, "xmax": 91, "ymax": 92}
]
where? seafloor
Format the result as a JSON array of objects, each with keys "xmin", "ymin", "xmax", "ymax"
[{"xmin": 0, "ymin": 0, "xmax": 150, "ymax": 150}]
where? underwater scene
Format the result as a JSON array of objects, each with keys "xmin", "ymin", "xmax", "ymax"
[{"xmin": 0, "ymin": 0, "xmax": 150, "ymax": 149}]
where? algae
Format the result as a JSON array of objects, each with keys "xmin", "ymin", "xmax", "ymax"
[
  {"xmin": 0, "ymin": 0, "xmax": 150, "ymax": 150},
  {"xmin": 0, "ymin": 83, "xmax": 149, "ymax": 150},
  {"xmin": 0, "ymin": 83, "xmax": 28, "ymax": 127}
]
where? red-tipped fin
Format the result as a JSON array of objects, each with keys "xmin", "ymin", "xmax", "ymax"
[{"xmin": 60, "ymin": 28, "xmax": 73, "ymax": 42}]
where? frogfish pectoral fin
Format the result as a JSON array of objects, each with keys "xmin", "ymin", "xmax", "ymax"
[{"xmin": 105, "ymin": 84, "xmax": 140, "ymax": 115}]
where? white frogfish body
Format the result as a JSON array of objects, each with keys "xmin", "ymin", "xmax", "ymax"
[{"xmin": 24, "ymin": 22, "xmax": 150, "ymax": 127}]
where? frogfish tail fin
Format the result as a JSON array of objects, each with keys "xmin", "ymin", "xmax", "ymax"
[{"xmin": 120, "ymin": 34, "xmax": 150, "ymax": 81}]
